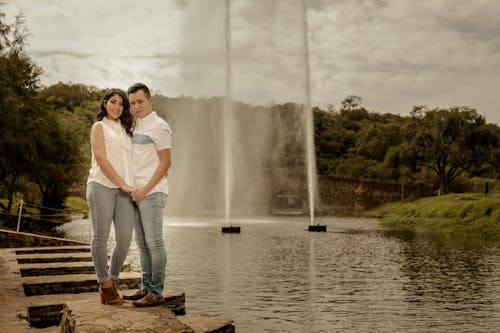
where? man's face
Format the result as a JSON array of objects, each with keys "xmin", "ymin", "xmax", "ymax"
[{"xmin": 129, "ymin": 89, "xmax": 153, "ymax": 119}]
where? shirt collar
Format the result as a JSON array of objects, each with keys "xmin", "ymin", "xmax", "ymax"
[
  {"xmin": 137, "ymin": 111, "xmax": 157, "ymax": 125},
  {"xmin": 103, "ymin": 116, "xmax": 121, "ymax": 126}
]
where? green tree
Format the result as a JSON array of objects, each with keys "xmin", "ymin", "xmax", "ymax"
[
  {"xmin": 0, "ymin": 8, "xmax": 42, "ymax": 212},
  {"xmin": 29, "ymin": 111, "xmax": 88, "ymax": 214},
  {"xmin": 38, "ymin": 82, "xmax": 104, "ymax": 111},
  {"xmin": 354, "ymin": 123, "xmax": 402, "ymax": 161},
  {"xmin": 1, "ymin": 7, "xmax": 88, "ymax": 216},
  {"xmin": 401, "ymin": 106, "xmax": 498, "ymax": 193}
]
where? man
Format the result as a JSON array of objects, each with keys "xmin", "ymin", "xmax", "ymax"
[{"xmin": 123, "ymin": 83, "xmax": 172, "ymax": 307}]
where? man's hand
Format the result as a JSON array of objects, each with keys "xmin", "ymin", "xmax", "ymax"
[{"xmin": 131, "ymin": 187, "xmax": 148, "ymax": 202}]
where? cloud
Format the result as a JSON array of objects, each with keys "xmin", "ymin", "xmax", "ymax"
[
  {"xmin": 32, "ymin": 50, "xmax": 93, "ymax": 59},
  {"xmin": 3, "ymin": 0, "xmax": 500, "ymax": 124},
  {"xmin": 306, "ymin": 0, "xmax": 500, "ymax": 123}
]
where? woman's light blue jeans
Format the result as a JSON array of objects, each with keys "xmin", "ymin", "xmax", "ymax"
[
  {"xmin": 134, "ymin": 192, "xmax": 168, "ymax": 297},
  {"xmin": 86, "ymin": 181, "xmax": 135, "ymax": 283}
]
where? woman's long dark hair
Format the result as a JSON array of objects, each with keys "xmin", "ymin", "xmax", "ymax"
[{"xmin": 96, "ymin": 88, "xmax": 133, "ymax": 135}]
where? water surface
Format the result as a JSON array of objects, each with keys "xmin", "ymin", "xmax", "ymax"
[{"xmin": 60, "ymin": 216, "xmax": 500, "ymax": 332}]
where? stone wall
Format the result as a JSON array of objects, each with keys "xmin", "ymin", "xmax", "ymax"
[
  {"xmin": 270, "ymin": 173, "xmax": 435, "ymax": 214},
  {"xmin": 317, "ymin": 175, "xmax": 434, "ymax": 213}
]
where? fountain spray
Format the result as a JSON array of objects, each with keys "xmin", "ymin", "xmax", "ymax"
[
  {"xmin": 302, "ymin": 0, "xmax": 325, "ymax": 231},
  {"xmin": 221, "ymin": 0, "xmax": 240, "ymax": 233}
]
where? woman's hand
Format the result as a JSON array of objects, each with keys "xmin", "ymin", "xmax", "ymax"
[{"xmin": 131, "ymin": 187, "xmax": 147, "ymax": 202}]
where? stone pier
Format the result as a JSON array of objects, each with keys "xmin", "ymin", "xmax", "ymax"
[{"xmin": 0, "ymin": 229, "xmax": 235, "ymax": 333}]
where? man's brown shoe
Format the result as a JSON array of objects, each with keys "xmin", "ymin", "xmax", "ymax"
[
  {"xmin": 122, "ymin": 289, "xmax": 148, "ymax": 301},
  {"xmin": 132, "ymin": 293, "xmax": 165, "ymax": 307}
]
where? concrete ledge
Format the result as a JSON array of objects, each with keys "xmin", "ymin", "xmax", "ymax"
[
  {"xmin": 18, "ymin": 261, "xmax": 95, "ymax": 269},
  {"xmin": 0, "ymin": 229, "xmax": 88, "ymax": 248},
  {"xmin": 2, "ymin": 245, "xmax": 235, "ymax": 332},
  {"xmin": 21, "ymin": 266, "xmax": 96, "ymax": 277},
  {"xmin": 27, "ymin": 304, "xmax": 64, "ymax": 328},
  {"xmin": 25, "ymin": 289, "xmax": 187, "ymax": 316},
  {"xmin": 179, "ymin": 315, "xmax": 235, "ymax": 333},
  {"xmin": 16, "ymin": 252, "xmax": 93, "ymax": 264},
  {"xmin": 16, "ymin": 246, "xmax": 90, "ymax": 254},
  {"xmin": 22, "ymin": 272, "xmax": 141, "ymax": 296},
  {"xmin": 59, "ymin": 301, "xmax": 194, "ymax": 333}
]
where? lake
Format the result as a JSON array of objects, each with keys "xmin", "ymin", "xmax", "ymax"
[{"xmin": 59, "ymin": 216, "xmax": 500, "ymax": 332}]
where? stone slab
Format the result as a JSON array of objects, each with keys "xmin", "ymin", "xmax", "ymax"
[
  {"xmin": 21, "ymin": 265, "xmax": 96, "ymax": 277},
  {"xmin": 25, "ymin": 289, "xmax": 186, "ymax": 315},
  {"xmin": 22, "ymin": 272, "xmax": 141, "ymax": 296},
  {"xmin": 16, "ymin": 252, "xmax": 92, "ymax": 264},
  {"xmin": 60, "ymin": 300, "xmax": 194, "ymax": 333},
  {"xmin": 1, "ymin": 246, "xmax": 235, "ymax": 333},
  {"xmin": 0, "ymin": 248, "xmax": 60, "ymax": 333},
  {"xmin": 0, "ymin": 229, "xmax": 88, "ymax": 248},
  {"xmin": 16, "ymin": 246, "xmax": 90, "ymax": 254},
  {"xmin": 178, "ymin": 315, "xmax": 235, "ymax": 333}
]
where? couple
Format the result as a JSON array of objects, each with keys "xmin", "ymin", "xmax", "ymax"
[{"xmin": 86, "ymin": 83, "xmax": 171, "ymax": 307}]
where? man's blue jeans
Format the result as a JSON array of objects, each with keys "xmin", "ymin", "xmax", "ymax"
[
  {"xmin": 86, "ymin": 181, "xmax": 135, "ymax": 283},
  {"xmin": 134, "ymin": 192, "xmax": 167, "ymax": 297}
]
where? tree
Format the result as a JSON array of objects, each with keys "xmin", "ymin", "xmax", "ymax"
[
  {"xmin": 339, "ymin": 95, "xmax": 369, "ymax": 124},
  {"xmin": 401, "ymin": 106, "xmax": 498, "ymax": 193},
  {"xmin": 29, "ymin": 111, "xmax": 88, "ymax": 214},
  {"xmin": 0, "ymin": 7, "xmax": 88, "ymax": 216},
  {"xmin": 0, "ymin": 7, "xmax": 42, "ymax": 212},
  {"xmin": 354, "ymin": 123, "xmax": 402, "ymax": 161}
]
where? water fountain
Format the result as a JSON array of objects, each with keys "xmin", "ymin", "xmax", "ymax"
[
  {"xmin": 301, "ymin": 0, "xmax": 326, "ymax": 232},
  {"xmin": 165, "ymin": 0, "xmax": 321, "ymax": 231},
  {"xmin": 221, "ymin": 0, "xmax": 240, "ymax": 233}
]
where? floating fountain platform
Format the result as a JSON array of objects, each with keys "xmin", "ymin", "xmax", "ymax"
[
  {"xmin": 308, "ymin": 224, "xmax": 327, "ymax": 232},
  {"xmin": 221, "ymin": 225, "xmax": 241, "ymax": 233}
]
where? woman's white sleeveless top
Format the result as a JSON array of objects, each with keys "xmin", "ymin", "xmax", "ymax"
[{"xmin": 87, "ymin": 117, "xmax": 133, "ymax": 188}]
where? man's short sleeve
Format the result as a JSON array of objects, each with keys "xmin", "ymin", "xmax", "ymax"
[{"xmin": 152, "ymin": 122, "xmax": 172, "ymax": 150}]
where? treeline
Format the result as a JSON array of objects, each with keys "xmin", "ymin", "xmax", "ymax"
[
  {"xmin": 313, "ymin": 96, "xmax": 500, "ymax": 193},
  {"xmin": 1, "ymin": 9, "xmax": 499, "ymax": 215},
  {"xmin": 0, "ymin": 10, "xmax": 102, "ymax": 215}
]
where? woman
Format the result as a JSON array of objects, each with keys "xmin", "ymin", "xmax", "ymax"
[{"xmin": 86, "ymin": 88, "xmax": 135, "ymax": 305}]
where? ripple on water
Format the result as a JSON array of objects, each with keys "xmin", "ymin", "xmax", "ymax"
[{"xmin": 59, "ymin": 216, "xmax": 500, "ymax": 333}]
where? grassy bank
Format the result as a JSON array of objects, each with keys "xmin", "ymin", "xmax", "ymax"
[
  {"xmin": 364, "ymin": 192, "xmax": 500, "ymax": 242},
  {"xmin": 0, "ymin": 196, "xmax": 88, "ymax": 235},
  {"xmin": 65, "ymin": 197, "xmax": 88, "ymax": 214}
]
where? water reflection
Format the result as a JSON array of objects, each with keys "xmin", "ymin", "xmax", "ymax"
[
  {"xmin": 59, "ymin": 217, "xmax": 500, "ymax": 332},
  {"xmin": 383, "ymin": 229, "xmax": 499, "ymax": 332}
]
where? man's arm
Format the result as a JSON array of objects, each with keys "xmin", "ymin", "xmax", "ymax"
[{"xmin": 132, "ymin": 149, "xmax": 171, "ymax": 201}]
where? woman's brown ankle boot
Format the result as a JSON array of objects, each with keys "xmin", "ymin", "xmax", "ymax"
[
  {"xmin": 99, "ymin": 285, "xmax": 123, "ymax": 305},
  {"xmin": 111, "ymin": 279, "xmax": 122, "ymax": 299}
]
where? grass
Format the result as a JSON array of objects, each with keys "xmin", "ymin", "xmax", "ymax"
[
  {"xmin": 0, "ymin": 196, "xmax": 88, "ymax": 235},
  {"xmin": 64, "ymin": 196, "xmax": 88, "ymax": 214},
  {"xmin": 364, "ymin": 192, "xmax": 500, "ymax": 242}
]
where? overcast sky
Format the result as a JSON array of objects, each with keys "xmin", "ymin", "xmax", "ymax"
[{"xmin": 4, "ymin": 0, "xmax": 500, "ymax": 124}]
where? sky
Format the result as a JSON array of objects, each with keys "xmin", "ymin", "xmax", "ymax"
[{"xmin": 3, "ymin": 0, "xmax": 500, "ymax": 124}]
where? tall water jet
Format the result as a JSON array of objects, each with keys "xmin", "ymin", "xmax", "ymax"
[
  {"xmin": 166, "ymin": 1, "xmax": 309, "ymax": 220},
  {"xmin": 224, "ymin": 0, "xmax": 233, "ymax": 223},
  {"xmin": 221, "ymin": 0, "xmax": 240, "ymax": 233},
  {"xmin": 301, "ymin": 0, "xmax": 321, "ymax": 228}
]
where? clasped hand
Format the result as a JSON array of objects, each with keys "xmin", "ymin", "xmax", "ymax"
[{"xmin": 121, "ymin": 184, "xmax": 146, "ymax": 202}]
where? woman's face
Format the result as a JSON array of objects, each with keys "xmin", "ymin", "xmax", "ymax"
[{"xmin": 104, "ymin": 93, "xmax": 124, "ymax": 121}]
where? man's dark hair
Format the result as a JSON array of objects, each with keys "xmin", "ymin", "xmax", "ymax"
[{"xmin": 127, "ymin": 82, "xmax": 151, "ymax": 98}]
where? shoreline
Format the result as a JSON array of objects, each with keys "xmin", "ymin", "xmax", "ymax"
[{"xmin": 364, "ymin": 192, "xmax": 500, "ymax": 242}]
